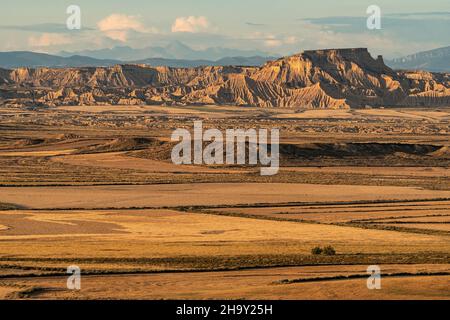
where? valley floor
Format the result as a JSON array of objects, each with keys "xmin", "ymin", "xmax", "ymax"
[{"xmin": 0, "ymin": 106, "xmax": 449, "ymax": 299}]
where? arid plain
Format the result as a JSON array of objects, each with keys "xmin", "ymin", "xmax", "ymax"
[{"xmin": 0, "ymin": 104, "xmax": 449, "ymax": 299}]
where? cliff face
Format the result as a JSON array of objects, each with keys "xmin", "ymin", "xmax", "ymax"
[{"xmin": 0, "ymin": 48, "xmax": 449, "ymax": 108}]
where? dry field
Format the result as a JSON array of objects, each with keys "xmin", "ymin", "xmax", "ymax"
[
  {"xmin": 2, "ymin": 265, "xmax": 449, "ymax": 300},
  {"xmin": 207, "ymin": 199, "xmax": 450, "ymax": 235},
  {"xmin": 0, "ymin": 105, "xmax": 449, "ymax": 300},
  {"xmin": 2, "ymin": 183, "xmax": 450, "ymax": 209}
]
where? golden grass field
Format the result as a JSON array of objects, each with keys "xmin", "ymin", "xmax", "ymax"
[
  {"xmin": 0, "ymin": 105, "xmax": 449, "ymax": 299},
  {"xmin": 2, "ymin": 183, "xmax": 450, "ymax": 209},
  {"xmin": 2, "ymin": 266, "xmax": 449, "ymax": 300}
]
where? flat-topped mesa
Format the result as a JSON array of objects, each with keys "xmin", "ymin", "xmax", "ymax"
[
  {"xmin": 302, "ymin": 48, "xmax": 372, "ymax": 63},
  {"xmin": 302, "ymin": 48, "xmax": 393, "ymax": 75},
  {"xmin": 303, "ymin": 47, "xmax": 369, "ymax": 55}
]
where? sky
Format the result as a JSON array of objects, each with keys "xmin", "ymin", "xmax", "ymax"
[{"xmin": 0, "ymin": 0, "xmax": 449, "ymax": 58}]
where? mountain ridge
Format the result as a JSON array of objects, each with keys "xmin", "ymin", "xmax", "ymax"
[
  {"xmin": 387, "ymin": 46, "xmax": 450, "ymax": 72},
  {"xmin": 59, "ymin": 41, "xmax": 273, "ymax": 61},
  {"xmin": 0, "ymin": 51, "xmax": 275, "ymax": 69},
  {"xmin": 1, "ymin": 48, "xmax": 449, "ymax": 109}
]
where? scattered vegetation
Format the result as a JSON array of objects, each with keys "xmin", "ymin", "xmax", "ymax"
[
  {"xmin": 311, "ymin": 246, "xmax": 336, "ymax": 256},
  {"xmin": 0, "ymin": 105, "xmax": 449, "ymax": 299},
  {"xmin": 323, "ymin": 246, "xmax": 337, "ymax": 256},
  {"xmin": 276, "ymin": 271, "xmax": 450, "ymax": 285}
]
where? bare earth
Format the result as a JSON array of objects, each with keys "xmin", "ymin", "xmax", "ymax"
[
  {"xmin": 2, "ymin": 265, "xmax": 449, "ymax": 300},
  {"xmin": 0, "ymin": 106, "xmax": 449, "ymax": 300},
  {"xmin": 2, "ymin": 184, "xmax": 450, "ymax": 209}
]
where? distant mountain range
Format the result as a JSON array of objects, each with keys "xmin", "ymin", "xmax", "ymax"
[
  {"xmin": 2, "ymin": 42, "xmax": 449, "ymax": 72},
  {"xmin": 0, "ymin": 51, "xmax": 275, "ymax": 69},
  {"xmin": 58, "ymin": 41, "xmax": 272, "ymax": 61},
  {"xmin": 0, "ymin": 41, "xmax": 276, "ymax": 69},
  {"xmin": 0, "ymin": 51, "xmax": 119, "ymax": 69},
  {"xmin": 387, "ymin": 46, "xmax": 450, "ymax": 72}
]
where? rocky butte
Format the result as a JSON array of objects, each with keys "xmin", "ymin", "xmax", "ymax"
[{"xmin": 0, "ymin": 48, "xmax": 449, "ymax": 109}]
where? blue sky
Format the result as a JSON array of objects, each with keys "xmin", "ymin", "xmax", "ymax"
[{"xmin": 0, "ymin": 0, "xmax": 449, "ymax": 58}]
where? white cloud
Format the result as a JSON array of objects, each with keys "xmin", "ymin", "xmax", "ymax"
[
  {"xmin": 247, "ymin": 32, "xmax": 289, "ymax": 48},
  {"xmin": 28, "ymin": 33, "xmax": 71, "ymax": 47},
  {"xmin": 172, "ymin": 16, "xmax": 210, "ymax": 33},
  {"xmin": 97, "ymin": 14, "xmax": 156, "ymax": 42},
  {"xmin": 284, "ymin": 36, "xmax": 297, "ymax": 45},
  {"xmin": 287, "ymin": 21, "xmax": 413, "ymax": 58},
  {"xmin": 263, "ymin": 35, "xmax": 282, "ymax": 47}
]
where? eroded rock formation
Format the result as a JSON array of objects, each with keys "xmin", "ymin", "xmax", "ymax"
[{"xmin": 0, "ymin": 48, "xmax": 449, "ymax": 108}]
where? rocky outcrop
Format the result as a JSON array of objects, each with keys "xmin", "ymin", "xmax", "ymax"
[{"xmin": 0, "ymin": 48, "xmax": 449, "ymax": 108}]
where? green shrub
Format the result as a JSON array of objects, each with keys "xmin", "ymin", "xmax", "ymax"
[
  {"xmin": 311, "ymin": 245, "xmax": 337, "ymax": 256},
  {"xmin": 322, "ymin": 245, "xmax": 336, "ymax": 256}
]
